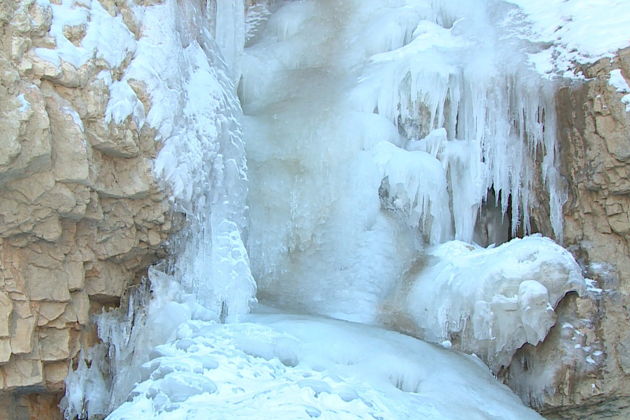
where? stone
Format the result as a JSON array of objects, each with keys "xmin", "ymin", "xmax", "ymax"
[
  {"xmin": 32, "ymin": 216, "xmax": 63, "ymax": 242},
  {"xmin": 69, "ymin": 291, "xmax": 90, "ymax": 325},
  {"xmin": 38, "ymin": 328, "xmax": 71, "ymax": 361},
  {"xmin": 0, "ymin": 339, "xmax": 11, "ymax": 364},
  {"xmin": 24, "ymin": 265, "xmax": 71, "ymax": 302},
  {"xmin": 506, "ymin": 47, "xmax": 630, "ymax": 417},
  {"xmin": 0, "ymin": 0, "xmax": 174, "ymax": 411},
  {"xmin": 44, "ymin": 89, "xmax": 90, "ymax": 184},
  {"xmin": 10, "ymin": 316, "xmax": 36, "ymax": 354},
  {"xmin": 43, "ymin": 361, "xmax": 68, "ymax": 387},
  {"xmin": 616, "ymin": 332, "xmax": 630, "ymax": 375},
  {"xmin": 85, "ymin": 261, "xmax": 130, "ymax": 302},
  {"xmin": 36, "ymin": 302, "xmax": 67, "ymax": 326},
  {"xmin": 2, "ymin": 357, "xmax": 44, "ymax": 388},
  {"xmin": 0, "ymin": 292, "xmax": 12, "ymax": 337}
]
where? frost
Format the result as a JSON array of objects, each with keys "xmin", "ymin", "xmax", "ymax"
[
  {"xmin": 105, "ymin": 81, "xmax": 145, "ymax": 127},
  {"xmin": 609, "ymin": 70, "xmax": 630, "ymax": 93},
  {"xmin": 609, "ymin": 70, "xmax": 630, "ymax": 112},
  {"xmin": 16, "ymin": 94, "xmax": 31, "ymax": 113}
]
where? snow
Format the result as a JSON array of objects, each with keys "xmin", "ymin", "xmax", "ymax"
[
  {"xmin": 16, "ymin": 94, "xmax": 31, "ymax": 113},
  {"xmin": 34, "ymin": 0, "xmax": 135, "ymax": 69},
  {"xmin": 105, "ymin": 309, "xmax": 543, "ymax": 420},
  {"xmin": 504, "ymin": 0, "xmax": 630, "ymax": 77},
  {"xmin": 105, "ymin": 80, "xmax": 145, "ymax": 127},
  {"xmin": 609, "ymin": 69, "xmax": 630, "ymax": 112}
]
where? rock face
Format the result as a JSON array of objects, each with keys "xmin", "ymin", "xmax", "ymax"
[
  {"xmin": 0, "ymin": 0, "xmax": 177, "ymax": 416},
  {"xmin": 502, "ymin": 48, "xmax": 630, "ymax": 419}
]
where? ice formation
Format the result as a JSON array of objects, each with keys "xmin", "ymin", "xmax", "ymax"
[
  {"xmin": 59, "ymin": 0, "xmax": 255, "ymax": 416},
  {"xmin": 54, "ymin": 0, "xmax": 606, "ymax": 418},
  {"xmin": 383, "ymin": 236, "xmax": 585, "ymax": 372},
  {"xmin": 244, "ymin": 0, "xmax": 573, "ymax": 328}
]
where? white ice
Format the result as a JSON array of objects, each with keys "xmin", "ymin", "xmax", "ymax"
[{"xmin": 244, "ymin": 0, "xmax": 572, "ymax": 327}]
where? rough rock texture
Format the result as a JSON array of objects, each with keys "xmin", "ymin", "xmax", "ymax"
[
  {"xmin": 502, "ymin": 47, "xmax": 630, "ymax": 419},
  {"xmin": 0, "ymin": 0, "xmax": 177, "ymax": 416}
]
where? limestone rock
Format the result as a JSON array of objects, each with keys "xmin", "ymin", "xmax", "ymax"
[
  {"xmin": 0, "ymin": 293, "xmax": 12, "ymax": 338},
  {"xmin": 10, "ymin": 316, "xmax": 36, "ymax": 355},
  {"xmin": 38, "ymin": 328, "xmax": 72, "ymax": 361},
  {"xmin": 2, "ymin": 357, "xmax": 44, "ymax": 389},
  {"xmin": 0, "ymin": 0, "xmax": 178, "ymax": 413}
]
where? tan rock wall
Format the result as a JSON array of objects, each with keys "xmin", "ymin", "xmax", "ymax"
[
  {"xmin": 0, "ymin": 0, "xmax": 178, "ymax": 414},
  {"xmin": 502, "ymin": 48, "xmax": 630, "ymax": 419}
]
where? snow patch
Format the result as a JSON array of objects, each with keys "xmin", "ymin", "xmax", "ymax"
[{"xmin": 504, "ymin": 0, "xmax": 630, "ymax": 76}]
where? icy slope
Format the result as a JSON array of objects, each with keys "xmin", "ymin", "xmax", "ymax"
[{"xmin": 106, "ymin": 308, "xmax": 543, "ymax": 420}]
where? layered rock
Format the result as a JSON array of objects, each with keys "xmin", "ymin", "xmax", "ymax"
[
  {"xmin": 501, "ymin": 48, "xmax": 630, "ymax": 419},
  {"xmin": 0, "ymin": 0, "xmax": 177, "ymax": 416}
]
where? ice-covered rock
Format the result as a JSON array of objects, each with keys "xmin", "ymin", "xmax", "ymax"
[{"xmin": 382, "ymin": 236, "xmax": 585, "ymax": 372}]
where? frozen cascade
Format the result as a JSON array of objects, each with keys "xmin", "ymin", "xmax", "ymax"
[
  {"xmin": 61, "ymin": 0, "xmax": 588, "ymax": 419},
  {"xmin": 62, "ymin": 0, "xmax": 256, "ymax": 417},
  {"xmin": 244, "ymin": 0, "xmax": 580, "ymax": 332}
]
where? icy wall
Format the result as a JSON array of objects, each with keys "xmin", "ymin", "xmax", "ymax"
[{"xmin": 243, "ymin": 0, "xmax": 583, "ymax": 369}]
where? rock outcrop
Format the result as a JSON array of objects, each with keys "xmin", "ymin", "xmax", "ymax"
[
  {"xmin": 502, "ymin": 48, "xmax": 630, "ymax": 419},
  {"xmin": 0, "ymin": 1, "xmax": 177, "ymax": 417}
]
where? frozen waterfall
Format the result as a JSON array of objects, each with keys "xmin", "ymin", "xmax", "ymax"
[{"xmin": 62, "ymin": 0, "xmax": 587, "ymax": 419}]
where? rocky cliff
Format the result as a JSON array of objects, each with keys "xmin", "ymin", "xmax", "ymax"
[
  {"xmin": 0, "ymin": 1, "xmax": 177, "ymax": 417},
  {"xmin": 502, "ymin": 48, "xmax": 630, "ymax": 419}
]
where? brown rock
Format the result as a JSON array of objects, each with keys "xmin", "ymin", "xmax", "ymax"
[
  {"xmin": 38, "ymin": 328, "xmax": 71, "ymax": 361},
  {"xmin": 0, "ymin": 293, "xmax": 12, "ymax": 338},
  {"xmin": 10, "ymin": 314, "xmax": 35, "ymax": 357}
]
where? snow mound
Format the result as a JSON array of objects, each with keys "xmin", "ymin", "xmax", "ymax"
[
  {"xmin": 106, "ymin": 311, "xmax": 543, "ymax": 420},
  {"xmin": 383, "ymin": 236, "xmax": 585, "ymax": 372}
]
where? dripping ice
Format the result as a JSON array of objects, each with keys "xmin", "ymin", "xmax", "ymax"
[{"xmin": 56, "ymin": 0, "xmax": 604, "ymax": 418}]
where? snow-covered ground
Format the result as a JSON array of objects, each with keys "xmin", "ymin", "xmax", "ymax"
[
  {"xmin": 103, "ymin": 308, "xmax": 542, "ymax": 419},
  {"xmin": 505, "ymin": 0, "xmax": 630, "ymax": 76},
  {"xmin": 49, "ymin": 0, "xmax": 630, "ymax": 418}
]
